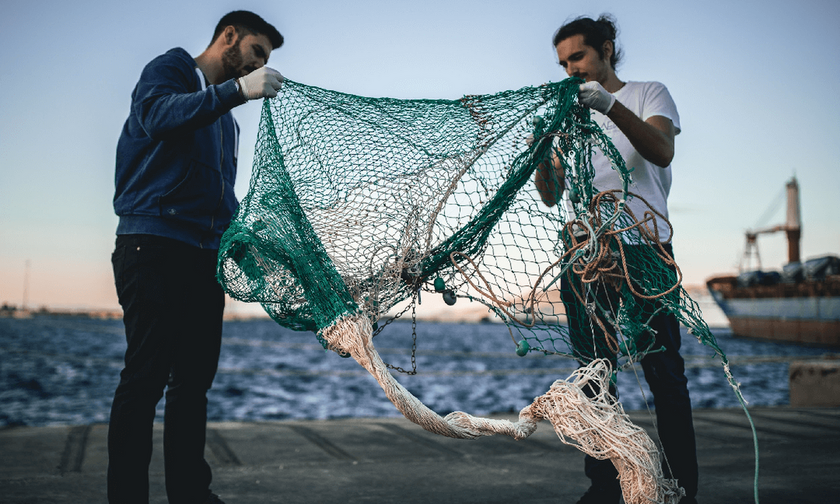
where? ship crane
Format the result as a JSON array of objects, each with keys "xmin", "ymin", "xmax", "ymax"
[{"xmin": 740, "ymin": 177, "xmax": 801, "ymax": 272}]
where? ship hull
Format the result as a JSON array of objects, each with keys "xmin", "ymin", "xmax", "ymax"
[
  {"xmin": 725, "ymin": 314, "xmax": 840, "ymax": 346},
  {"xmin": 707, "ymin": 276, "xmax": 840, "ymax": 347}
]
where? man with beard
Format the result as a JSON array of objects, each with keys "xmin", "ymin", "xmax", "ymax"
[{"xmin": 109, "ymin": 11, "xmax": 282, "ymax": 504}]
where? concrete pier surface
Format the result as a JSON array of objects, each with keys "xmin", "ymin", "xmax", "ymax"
[{"xmin": 1, "ymin": 407, "xmax": 838, "ymax": 504}]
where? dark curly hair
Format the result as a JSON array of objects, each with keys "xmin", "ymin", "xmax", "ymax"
[{"xmin": 553, "ymin": 14, "xmax": 621, "ymax": 70}]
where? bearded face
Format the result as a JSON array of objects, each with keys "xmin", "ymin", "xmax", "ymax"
[
  {"xmin": 221, "ymin": 36, "xmax": 245, "ymax": 81},
  {"xmin": 218, "ymin": 29, "xmax": 271, "ymax": 82}
]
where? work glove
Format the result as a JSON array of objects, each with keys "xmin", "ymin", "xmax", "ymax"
[
  {"xmin": 578, "ymin": 81, "xmax": 616, "ymax": 114},
  {"xmin": 238, "ymin": 67, "xmax": 284, "ymax": 100}
]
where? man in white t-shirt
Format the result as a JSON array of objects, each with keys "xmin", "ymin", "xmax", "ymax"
[{"xmin": 544, "ymin": 15, "xmax": 699, "ymax": 504}]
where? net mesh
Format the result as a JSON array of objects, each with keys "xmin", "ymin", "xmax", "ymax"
[
  {"xmin": 216, "ymin": 78, "xmax": 757, "ymax": 503},
  {"xmin": 218, "ymin": 78, "xmax": 726, "ymax": 366}
]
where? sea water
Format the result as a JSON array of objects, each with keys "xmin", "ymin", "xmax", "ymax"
[{"xmin": 0, "ymin": 315, "xmax": 832, "ymax": 427}]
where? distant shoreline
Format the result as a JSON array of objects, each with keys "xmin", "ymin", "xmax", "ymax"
[
  {"xmin": 0, "ymin": 284, "xmax": 729, "ymax": 326},
  {"xmin": 0, "ymin": 305, "xmax": 123, "ymax": 320}
]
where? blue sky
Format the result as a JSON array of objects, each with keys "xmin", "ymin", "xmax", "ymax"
[{"xmin": 1, "ymin": 0, "xmax": 838, "ymax": 311}]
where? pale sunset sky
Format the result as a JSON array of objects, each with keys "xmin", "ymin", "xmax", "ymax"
[{"xmin": 1, "ymin": 0, "xmax": 838, "ymax": 315}]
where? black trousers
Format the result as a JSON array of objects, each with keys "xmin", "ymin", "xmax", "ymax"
[
  {"xmin": 108, "ymin": 234, "xmax": 224, "ymax": 504},
  {"xmin": 561, "ymin": 244, "xmax": 698, "ymax": 499}
]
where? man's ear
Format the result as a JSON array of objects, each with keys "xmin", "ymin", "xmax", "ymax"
[
  {"xmin": 222, "ymin": 25, "xmax": 237, "ymax": 46},
  {"xmin": 602, "ymin": 40, "xmax": 614, "ymax": 62}
]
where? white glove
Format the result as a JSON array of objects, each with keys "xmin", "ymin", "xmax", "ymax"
[
  {"xmin": 238, "ymin": 67, "xmax": 284, "ymax": 100},
  {"xmin": 578, "ymin": 81, "xmax": 616, "ymax": 114}
]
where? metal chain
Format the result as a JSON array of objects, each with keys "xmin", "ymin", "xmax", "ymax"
[
  {"xmin": 384, "ymin": 289, "xmax": 419, "ymax": 375},
  {"xmin": 372, "ymin": 296, "xmax": 413, "ymax": 338}
]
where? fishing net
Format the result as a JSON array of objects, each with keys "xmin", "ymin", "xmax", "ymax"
[{"xmin": 217, "ymin": 78, "xmax": 757, "ymax": 503}]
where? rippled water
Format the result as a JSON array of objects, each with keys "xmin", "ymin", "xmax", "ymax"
[{"xmin": 0, "ymin": 315, "xmax": 832, "ymax": 427}]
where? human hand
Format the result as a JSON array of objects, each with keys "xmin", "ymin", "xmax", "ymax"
[
  {"xmin": 578, "ymin": 81, "xmax": 616, "ymax": 114},
  {"xmin": 238, "ymin": 67, "xmax": 284, "ymax": 100}
]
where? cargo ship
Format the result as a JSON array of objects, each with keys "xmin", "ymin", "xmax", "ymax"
[{"xmin": 705, "ymin": 177, "xmax": 840, "ymax": 346}]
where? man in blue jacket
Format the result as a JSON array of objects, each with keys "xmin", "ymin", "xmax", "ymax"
[{"xmin": 109, "ymin": 11, "xmax": 283, "ymax": 504}]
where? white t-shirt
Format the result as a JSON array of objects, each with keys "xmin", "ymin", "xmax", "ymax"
[{"xmin": 589, "ymin": 81, "xmax": 680, "ymax": 242}]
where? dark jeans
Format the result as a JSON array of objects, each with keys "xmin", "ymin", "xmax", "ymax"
[
  {"xmin": 108, "ymin": 234, "xmax": 224, "ymax": 504},
  {"xmin": 561, "ymin": 244, "xmax": 698, "ymax": 499}
]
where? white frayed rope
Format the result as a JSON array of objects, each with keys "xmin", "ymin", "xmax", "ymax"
[{"xmin": 320, "ymin": 313, "xmax": 683, "ymax": 504}]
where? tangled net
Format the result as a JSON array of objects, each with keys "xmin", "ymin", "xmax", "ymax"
[{"xmin": 217, "ymin": 78, "xmax": 757, "ymax": 504}]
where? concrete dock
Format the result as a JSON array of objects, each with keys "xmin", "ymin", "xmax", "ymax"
[{"xmin": 1, "ymin": 407, "xmax": 838, "ymax": 504}]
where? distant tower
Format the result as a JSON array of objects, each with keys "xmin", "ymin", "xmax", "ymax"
[
  {"xmin": 785, "ymin": 177, "xmax": 801, "ymax": 264},
  {"xmin": 22, "ymin": 259, "xmax": 30, "ymax": 310}
]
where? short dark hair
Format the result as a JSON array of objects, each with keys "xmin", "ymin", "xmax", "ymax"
[
  {"xmin": 553, "ymin": 14, "xmax": 621, "ymax": 70},
  {"xmin": 211, "ymin": 10, "xmax": 284, "ymax": 49}
]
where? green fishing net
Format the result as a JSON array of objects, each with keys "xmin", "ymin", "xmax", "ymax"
[
  {"xmin": 216, "ymin": 77, "xmax": 759, "ymax": 502},
  {"xmin": 217, "ymin": 77, "xmax": 726, "ymax": 369}
]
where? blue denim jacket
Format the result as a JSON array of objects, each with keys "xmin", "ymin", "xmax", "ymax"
[{"xmin": 114, "ymin": 48, "xmax": 244, "ymax": 249}]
